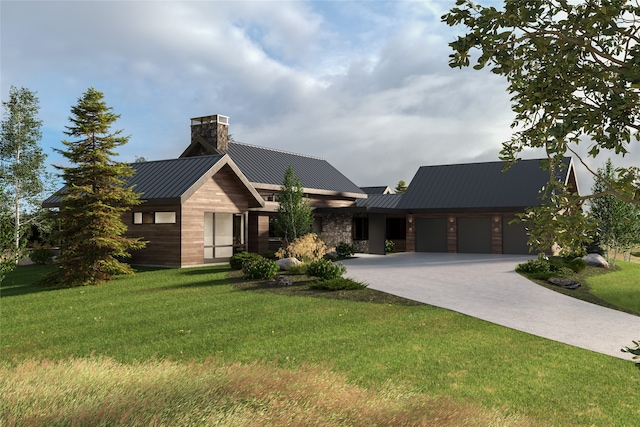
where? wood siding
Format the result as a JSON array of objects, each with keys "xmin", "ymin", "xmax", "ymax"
[
  {"xmin": 125, "ymin": 204, "xmax": 182, "ymax": 267},
  {"xmin": 181, "ymin": 165, "xmax": 253, "ymax": 266}
]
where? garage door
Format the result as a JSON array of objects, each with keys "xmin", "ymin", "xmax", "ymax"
[
  {"xmin": 503, "ymin": 216, "xmax": 530, "ymax": 254},
  {"xmin": 415, "ymin": 218, "xmax": 447, "ymax": 252},
  {"xmin": 457, "ymin": 217, "xmax": 492, "ymax": 253}
]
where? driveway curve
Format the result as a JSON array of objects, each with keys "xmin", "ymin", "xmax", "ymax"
[{"xmin": 341, "ymin": 252, "xmax": 639, "ymax": 360}]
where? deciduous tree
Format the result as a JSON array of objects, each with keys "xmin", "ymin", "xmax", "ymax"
[
  {"xmin": 46, "ymin": 88, "xmax": 145, "ymax": 286},
  {"xmin": 443, "ymin": 0, "xmax": 640, "ymax": 252},
  {"xmin": 590, "ymin": 159, "xmax": 640, "ymax": 265},
  {"xmin": 273, "ymin": 165, "xmax": 313, "ymax": 246},
  {"xmin": 0, "ymin": 86, "xmax": 48, "ymax": 261}
]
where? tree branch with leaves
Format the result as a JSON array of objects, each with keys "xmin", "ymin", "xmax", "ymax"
[{"xmin": 443, "ymin": 0, "xmax": 640, "ymax": 252}]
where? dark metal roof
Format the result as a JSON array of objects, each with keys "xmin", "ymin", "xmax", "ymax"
[
  {"xmin": 356, "ymin": 194, "xmax": 403, "ymax": 209},
  {"xmin": 225, "ymin": 142, "xmax": 366, "ymax": 197},
  {"xmin": 397, "ymin": 157, "xmax": 574, "ymax": 211},
  {"xmin": 360, "ymin": 186, "xmax": 391, "ymax": 195},
  {"xmin": 44, "ymin": 155, "xmax": 264, "ymax": 208}
]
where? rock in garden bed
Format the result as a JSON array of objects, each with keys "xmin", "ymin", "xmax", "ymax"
[{"xmin": 548, "ymin": 277, "xmax": 581, "ymax": 290}]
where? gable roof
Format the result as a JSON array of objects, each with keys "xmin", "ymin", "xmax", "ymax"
[
  {"xmin": 181, "ymin": 139, "xmax": 366, "ymax": 198},
  {"xmin": 397, "ymin": 157, "xmax": 576, "ymax": 211},
  {"xmin": 43, "ymin": 154, "xmax": 264, "ymax": 208},
  {"xmin": 360, "ymin": 186, "xmax": 392, "ymax": 195}
]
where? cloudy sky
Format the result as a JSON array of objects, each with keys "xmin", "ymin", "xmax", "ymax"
[{"xmin": 2, "ymin": 0, "xmax": 637, "ymax": 194}]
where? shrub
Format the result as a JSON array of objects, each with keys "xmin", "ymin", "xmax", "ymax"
[
  {"xmin": 306, "ymin": 259, "xmax": 346, "ymax": 280},
  {"xmin": 336, "ymin": 242, "xmax": 356, "ymax": 258},
  {"xmin": 242, "ymin": 257, "xmax": 279, "ymax": 280},
  {"xmin": 286, "ymin": 263, "xmax": 308, "ymax": 275},
  {"xmin": 261, "ymin": 250, "xmax": 277, "ymax": 260},
  {"xmin": 385, "ymin": 240, "xmax": 395, "ymax": 253},
  {"xmin": 230, "ymin": 252, "xmax": 263, "ymax": 270},
  {"xmin": 29, "ymin": 247, "xmax": 54, "ymax": 265},
  {"xmin": 275, "ymin": 233, "xmax": 332, "ymax": 263},
  {"xmin": 515, "ymin": 259, "xmax": 551, "ymax": 275},
  {"xmin": 568, "ymin": 257, "xmax": 587, "ymax": 273},
  {"xmin": 309, "ymin": 277, "xmax": 368, "ymax": 291}
]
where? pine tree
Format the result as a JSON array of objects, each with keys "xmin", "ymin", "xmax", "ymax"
[
  {"xmin": 47, "ymin": 87, "xmax": 145, "ymax": 286},
  {"xmin": 273, "ymin": 165, "xmax": 313, "ymax": 246},
  {"xmin": 394, "ymin": 180, "xmax": 407, "ymax": 194},
  {"xmin": 0, "ymin": 86, "xmax": 46, "ymax": 261}
]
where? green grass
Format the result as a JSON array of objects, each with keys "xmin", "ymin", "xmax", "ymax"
[
  {"xmin": 2, "ymin": 265, "xmax": 640, "ymax": 426},
  {"xmin": 586, "ymin": 261, "xmax": 640, "ymax": 314}
]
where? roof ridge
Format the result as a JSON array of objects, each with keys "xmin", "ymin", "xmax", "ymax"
[
  {"xmin": 132, "ymin": 154, "xmax": 224, "ymax": 166},
  {"xmin": 418, "ymin": 157, "xmax": 569, "ymax": 169},
  {"xmin": 229, "ymin": 141, "xmax": 325, "ymax": 161}
]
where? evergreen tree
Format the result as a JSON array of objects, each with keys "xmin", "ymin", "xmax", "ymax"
[
  {"xmin": 273, "ymin": 165, "xmax": 313, "ymax": 246},
  {"xmin": 46, "ymin": 87, "xmax": 145, "ymax": 286},
  {"xmin": 394, "ymin": 180, "xmax": 408, "ymax": 194},
  {"xmin": 0, "ymin": 86, "xmax": 47, "ymax": 260}
]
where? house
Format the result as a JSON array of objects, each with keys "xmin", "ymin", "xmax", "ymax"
[
  {"xmin": 45, "ymin": 114, "xmax": 367, "ymax": 267},
  {"xmin": 44, "ymin": 114, "xmax": 579, "ymax": 266},
  {"xmin": 396, "ymin": 157, "xmax": 579, "ymax": 255}
]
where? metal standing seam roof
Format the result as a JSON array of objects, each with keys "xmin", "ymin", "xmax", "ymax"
[
  {"xmin": 355, "ymin": 194, "xmax": 404, "ymax": 209},
  {"xmin": 225, "ymin": 142, "xmax": 366, "ymax": 196},
  {"xmin": 43, "ymin": 155, "xmax": 243, "ymax": 206},
  {"xmin": 397, "ymin": 157, "xmax": 574, "ymax": 211},
  {"xmin": 360, "ymin": 186, "xmax": 392, "ymax": 195}
]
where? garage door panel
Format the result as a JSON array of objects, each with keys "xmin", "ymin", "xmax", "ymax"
[
  {"xmin": 416, "ymin": 218, "xmax": 447, "ymax": 252},
  {"xmin": 457, "ymin": 217, "xmax": 492, "ymax": 253},
  {"xmin": 503, "ymin": 216, "xmax": 530, "ymax": 254}
]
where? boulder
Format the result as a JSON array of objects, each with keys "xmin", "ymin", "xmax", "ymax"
[
  {"xmin": 548, "ymin": 277, "xmax": 581, "ymax": 289},
  {"xmin": 276, "ymin": 257, "xmax": 301, "ymax": 271},
  {"xmin": 267, "ymin": 275, "xmax": 293, "ymax": 286},
  {"xmin": 582, "ymin": 253, "xmax": 609, "ymax": 269}
]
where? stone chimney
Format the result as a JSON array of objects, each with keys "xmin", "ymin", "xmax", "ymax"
[{"xmin": 190, "ymin": 114, "xmax": 229, "ymax": 153}]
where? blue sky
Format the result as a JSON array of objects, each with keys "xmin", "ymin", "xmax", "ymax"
[{"xmin": 2, "ymin": 0, "xmax": 637, "ymax": 194}]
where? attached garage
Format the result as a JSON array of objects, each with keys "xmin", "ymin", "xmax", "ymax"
[
  {"xmin": 415, "ymin": 218, "xmax": 447, "ymax": 252},
  {"xmin": 398, "ymin": 157, "xmax": 579, "ymax": 255},
  {"xmin": 502, "ymin": 216, "xmax": 530, "ymax": 254}
]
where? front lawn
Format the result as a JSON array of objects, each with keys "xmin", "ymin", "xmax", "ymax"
[
  {"xmin": 1, "ymin": 265, "xmax": 639, "ymax": 426},
  {"xmin": 586, "ymin": 261, "xmax": 640, "ymax": 314}
]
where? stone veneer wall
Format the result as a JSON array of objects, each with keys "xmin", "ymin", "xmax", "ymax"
[
  {"xmin": 353, "ymin": 240, "xmax": 369, "ymax": 253},
  {"xmin": 320, "ymin": 213, "xmax": 352, "ymax": 248}
]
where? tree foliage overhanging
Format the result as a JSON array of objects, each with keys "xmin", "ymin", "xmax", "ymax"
[
  {"xmin": 46, "ymin": 87, "xmax": 145, "ymax": 287},
  {"xmin": 443, "ymin": 0, "xmax": 640, "ymax": 252}
]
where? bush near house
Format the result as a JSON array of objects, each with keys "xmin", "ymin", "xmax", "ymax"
[
  {"xmin": 516, "ymin": 255, "xmax": 586, "ymax": 281},
  {"xmin": 336, "ymin": 242, "xmax": 356, "ymax": 258},
  {"xmin": 241, "ymin": 257, "xmax": 279, "ymax": 280},
  {"xmin": 306, "ymin": 259, "xmax": 346, "ymax": 280},
  {"xmin": 275, "ymin": 233, "xmax": 332, "ymax": 263},
  {"xmin": 230, "ymin": 252, "xmax": 263, "ymax": 270},
  {"xmin": 309, "ymin": 277, "xmax": 368, "ymax": 291}
]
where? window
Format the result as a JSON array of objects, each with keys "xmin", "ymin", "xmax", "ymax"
[
  {"xmin": 353, "ymin": 217, "xmax": 369, "ymax": 240},
  {"xmin": 155, "ymin": 212, "xmax": 176, "ymax": 224},
  {"xmin": 386, "ymin": 218, "xmax": 406, "ymax": 240},
  {"xmin": 133, "ymin": 211, "xmax": 176, "ymax": 224}
]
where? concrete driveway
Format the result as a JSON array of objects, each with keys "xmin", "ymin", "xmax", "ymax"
[{"xmin": 341, "ymin": 252, "xmax": 640, "ymax": 360}]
